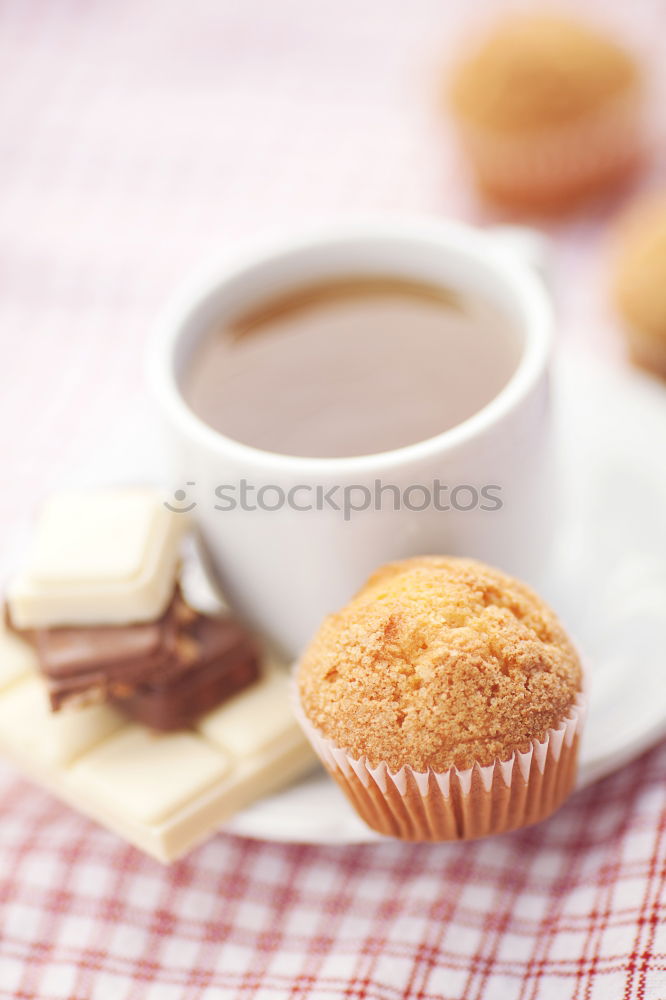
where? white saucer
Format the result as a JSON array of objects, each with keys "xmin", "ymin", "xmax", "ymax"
[{"xmin": 226, "ymin": 350, "xmax": 666, "ymax": 843}]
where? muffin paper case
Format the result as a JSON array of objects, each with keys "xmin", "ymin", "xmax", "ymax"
[
  {"xmin": 292, "ymin": 673, "xmax": 587, "ymax": 842},
  {"xmin": 455, "ymin": 89, "xmax": 644, "ymax": 210}
]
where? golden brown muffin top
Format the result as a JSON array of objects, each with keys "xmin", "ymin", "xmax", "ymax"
[
  {"xmin": 612, "ymin": 194, "xmax": 666, "ymax": 342},
  {"xmin": 298, "ymin": 557, "xmax": 582, "ymax": 772},
  {"xmin": 449, "ymin": 15, "xmax": 639, "ymax": 132}
]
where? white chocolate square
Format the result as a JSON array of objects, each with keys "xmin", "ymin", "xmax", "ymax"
[
  {"xmin": 69, "ymin": 727, "xmax": 232, "ymax": 825},
  {"xmin": 0, "ymin": 624, "xmax": 37, "ymax": 691},
  {"xmin": 7, "ymin": 488, "xmax": 185, "ymax": 627},
  {"xmin": 26, "ymin": 490, "xmax": 158, "ymax": 584},
  {"xmin": 0, "ymin": 676, "xmax": 124, "ymax": 767},
  {"xmin": 198, "ymin": 668, "xmax": 297, "ymax": 759}
]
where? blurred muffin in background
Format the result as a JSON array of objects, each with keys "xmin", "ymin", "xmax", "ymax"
[
  {"xmin": 611, "ymin": 194, "xmax": 666, "ymax": 379},
  {"xmin": 447, "ymin": 14, "xmax": 645, "ymax": 213}
]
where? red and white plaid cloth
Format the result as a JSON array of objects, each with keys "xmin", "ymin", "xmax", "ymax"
[
  {"xmin": 1, "ymin": 0, "xmax": 665, "ymax": 996},
  {"xmin": 0, "ymin": 748, "xmax": 665, "ymax": 998}
]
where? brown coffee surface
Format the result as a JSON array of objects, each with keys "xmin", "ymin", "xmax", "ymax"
[{"xmin": 181, "ymin": 276, "xmax": 520, "ymax": 459}]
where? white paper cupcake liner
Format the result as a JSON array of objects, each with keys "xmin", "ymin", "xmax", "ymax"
[
  {"xmin": 455, "ymin": 88, "xmax": 644, "ymax": 205},
  {"xmin": 292, "ymin": 672, "xmax": 587, "ymax": 841}
]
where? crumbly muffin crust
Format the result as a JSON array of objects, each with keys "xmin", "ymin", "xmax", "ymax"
[
  {"xmin": 450, "ymin": 15, "xmax": 639, "ymax": 132},
  {"xmin": 298, "ymin": 557, "xmax": 582, "ymax": 772}
]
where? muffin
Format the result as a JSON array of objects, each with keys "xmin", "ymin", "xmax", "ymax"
[
  {"xmin": 611, "ymin": 193, "xmax": 666, "ymax": 379},
  {"xmin": 296, "ymin": 557, "xmax": 585, "ymax": 841},
  {"xmin": 447, "ymin": 14, "xmax": 644, "ymax": 213}
]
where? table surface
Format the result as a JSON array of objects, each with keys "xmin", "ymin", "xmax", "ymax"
[{"xmin": 1, "ymin": 0, "xmax": 666, "ymax": 997}]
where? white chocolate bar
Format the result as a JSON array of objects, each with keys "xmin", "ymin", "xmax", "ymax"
[
  {"xmin": 0, "ymin": 634, "xmax": 316, "ymax": 861},
  {"xmin": 0, "ymin": 622, "xmax": 38, "ymax": 690},
  {"xmin": 0, "ymin": 677, "xmax": 125, "ymax": 767},
  {"xmin": 199, "ymin": 666, "xmax": 297, "ymax": 757},
  {"xmin": 7, "ymin": 489, "xmax": 185, "ymax": 628},
  {"xmin": 70, "ymin": 727, "xmax": 233, "ymax": 825}
]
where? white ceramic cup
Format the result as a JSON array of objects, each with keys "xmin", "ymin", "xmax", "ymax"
[{"xmin": 150, "ymin": 217, "xmax": 553, "ymax": 657}]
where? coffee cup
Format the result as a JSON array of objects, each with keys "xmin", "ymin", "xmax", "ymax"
[{"xmin": 149, "ymin": 217, "xmax": 553, "ymax": 656}]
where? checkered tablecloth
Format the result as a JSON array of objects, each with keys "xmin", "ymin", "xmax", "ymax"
[
  {"xmin": 1, "ymin": 0, "xmax": 666, "ymax": 996},
  {"xmin": 1, "ymin": 748, "xmax": 665, "ymax": 998}
]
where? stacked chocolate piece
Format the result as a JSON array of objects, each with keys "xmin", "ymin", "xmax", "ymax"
[{"xmin": 6, "ymin": 488, "xmax": 259, "ymax": 730}]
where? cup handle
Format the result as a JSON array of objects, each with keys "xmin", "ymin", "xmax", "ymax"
[{"xmin": 487, "ymin": 225, "xmax": 552, "ymax": 290}]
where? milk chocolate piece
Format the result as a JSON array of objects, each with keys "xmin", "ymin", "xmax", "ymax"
[
  {"xmin": 11, "ymin": 592, "xmax": 260, "ymax": 729},
  {"xmin": 112, "ymin": 615, "xmax": 260, "ymax": 731},
  {"xmin": 22, "ymin": 593, "xmax": 181, "ymax": 710}
]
